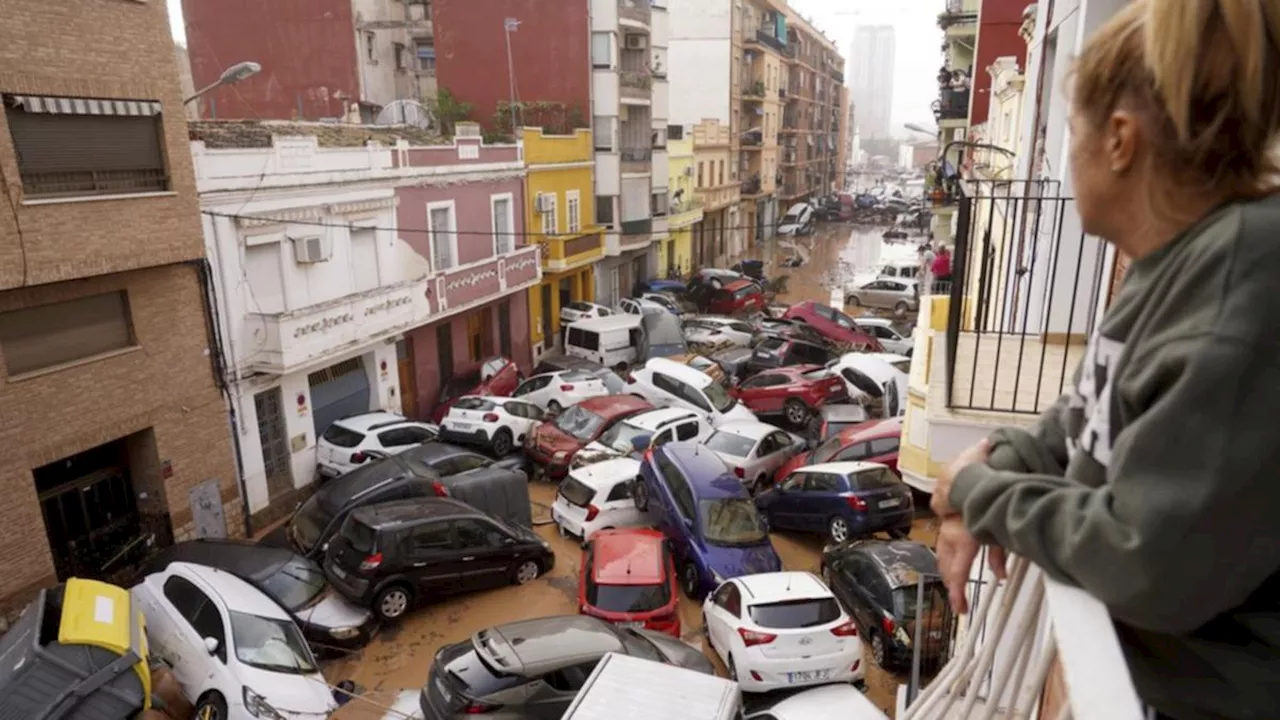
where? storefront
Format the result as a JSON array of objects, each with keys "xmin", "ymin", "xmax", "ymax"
[{"xmin": 529, "ymin": 265, "xmax": 595, "ymax": 360}]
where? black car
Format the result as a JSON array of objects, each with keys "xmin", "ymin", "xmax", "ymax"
[
  {"xmin": 752, "ymin": 317, "xmax": 830, "ymax": 346},
  {"xmin": 745, "ymin": 336, "xmax": 839, "ymax": 377},
  {"xmin": 142, "ymin": 539, "xmax": 376, "ymax": 651},
  {"xmin": 819, "ymin": 540, "xmax": 952, "ymax": 670},
  {"xmin": 290, "ymin": 443, "xmax": 531, "ymax": 559},
  {"xmin": 323, "ymin": 498, "xmax": 555, "ymax": 621},
  {"xmin": 532, "ymin": 354, "xmax": 628, "ymax": 392}
]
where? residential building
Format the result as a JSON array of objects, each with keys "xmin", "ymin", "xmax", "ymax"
[
  {"xmin": 690, "ymin": 119, "xmax": 740, "ymax": 267},
  {"xmin": 848, "ymin": 25, "xmax": 895, "ymax": 141},
  {"xmin": 932, "ymin": 0, "xmax": 981, "ymax": 244},
  {"xmin": 432, "ymin": 0, "xmax": 667, "ymax": 306},
  {"xmin": 779, "ymin": 9, "xmax": 846, "ymax": 204},
  {"xmin": 899, "ymin": 138, "xmax": 941, "ymax": 170},
  {"xmin": 523, "ymin": 127, "xmax": 606, "ymax": 361},
  {"xmin": 665, "ymin": 128, "xmax": 704, "ymax": 276},
  {"xmin": 182, "ymin": 0, "xmax": 434, "ymax": 121},
  {"xmin": 835, "ymin": 87, "xmax": 851, "ymax": 191},
  {"xmin": 0, "ymin": 0, "xmax": 239, "ymax": 611},
  {"xmin": 736, "ymin": 0, "xmax": 787, "ymax": 243}
]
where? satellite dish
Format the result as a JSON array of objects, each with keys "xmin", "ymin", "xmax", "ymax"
[{"xmin": 374, "ymin": 99, "xmax": 436, "ymax": 130}]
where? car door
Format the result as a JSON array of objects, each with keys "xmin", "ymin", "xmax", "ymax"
[
  {"xmin": 401, "ymin": 520, "xmax": 465, "ymax": 596},
  {"xmin": 842, "ymin": 555, "xmax": 881, "ymax": 630},
  {"xmin": 601, "ymin": 478, "xmax": 644, "ymax": 527},
  {"xmin": 766, "ymin": 472, "xmax": 806, "ymax": 530},
  {"xmin": 705, "ymin": 581, "xmax": 743, "ymax": 659},
  {"xmin": 157, "ymin": 573, "xmax": 228, "ymax": 696},
  {"xmin": 452, "ymin": 518, "xmax": 516, "ymax": 590},
  {"xmin": 736, "ymin": 372, "xmax": 787, "ymax": 414},
  {"xmin": 657, "ymin": 456, "xmax": 698, "ymax": 559},
  {"xmin": 377, "ymin": 425, "xmax": 435, "ymax": 455},
  {"xmin": 501, "ymin": 400, "xmax": 545, "ymax": 440},
  {"xmin": 794, "ymin": 470, "xmax": 843, "ymax": 532},
  {"xmin": 513, "ymin": 375, "xmax": 553, "ymax": 407},
  {"xmin": 757, "ymin": 430, "xmax": 797, "ymax": 478}
]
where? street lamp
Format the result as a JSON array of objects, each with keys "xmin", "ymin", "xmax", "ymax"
[
  {"xmin": 184, "ymin": 61, "xmax": 262, "ymax": 106},
  {"xmin": 903, "ymin": 123, "xmax": 938, "ymax": 137}
]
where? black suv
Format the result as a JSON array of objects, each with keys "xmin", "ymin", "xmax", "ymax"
[
  {"xmin": 324, "ymin": 498, "xmax": 555, "ymax": 622},
  {"xmin": 819, "ymin": 540, "xmax": 952, "ymax": 670},
  {"xmin": 745, "ymin": 335, "xmax": 839, "ymax": 377}
]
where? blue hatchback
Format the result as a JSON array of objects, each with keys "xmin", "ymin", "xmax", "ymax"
[
  {"xmin": 634, "ymin": 443, "xmax": 782, "ymax": 600},
  {"xmin": 756, "ymin": 461, "xmax": 914, "ymax": 544}
]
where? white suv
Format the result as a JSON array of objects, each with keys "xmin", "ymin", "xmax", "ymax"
[
  {"xmin": 702, "ymin": 571, "xmax": 864, "ymax": 693},
  {"xmin": 511, "ymin": 369, "xmax": 611, "ymax": 413},
  {"xmin": 625, "ymin": 357, "xmax": 757, "ymax": 427},
  {"xmin": 574, "ymin": 407, "xmax": 714, "ymax": 467},
  {"xmin": 438, "ymin": 396, "xmax": 546, "ymax": 456},
  {"xmin": 316, "ymin": 412, "xmax": 438, "ymax": 479}
]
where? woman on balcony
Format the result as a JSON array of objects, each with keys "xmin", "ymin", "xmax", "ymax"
[{"xmin": 930, "ymin": 1, "xmax": 1280, "ymax": 719}]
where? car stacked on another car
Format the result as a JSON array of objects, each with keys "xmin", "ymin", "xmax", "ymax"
[
  {"xmin": 574, "ymin": 406, "xmax": 714, "ymax": 467},
  {"xmin": 779, "ymin": 417, "xmax": 904, "ymax": 484},
  {"xmin": 438, "ymin": 395, "xmax": 546, "ymax": 456},
  {"xmin": 746, "ymin": 335, "xmax": 840, "ymax": 379},
  {"xmin": 683, "ymin": 315, "xmax": 756, "ymax": 353},
  {"xmin": 560, "ymin": 301, "xmax": 614, "ymax": 325},
  {"xmin": 431, "ymin": 356, "xmax": 523, "ymax": 423},
  {"xmin": 626, "ymin": 357, "xmax": 757, "ymax": 427},
  {"xmin": 782, "ymin": 302, "xmax": 883, "ymax": 353},
  {"xmin": 551, "ymin": 458, "xmax": 649, "ymax": 543},
  {"xmin": 525, "ymin": 395, "xmax": 654, "ymax": 478},
  {"xmin": 511, "ymin": 369, "xmax": 613, "ymax": 413},
  {"xmin": 856, "ymin": 318, "xmax": 914, "ymax": 356},
  {"xmin": 703, "ymin": 421, "xmax": 807, "ymax": 494},
  {"xmin": 316, "ymin": 411, "xmax": 439, "ymax": 479},
  {"xmin": 731, "ymin": 364, "xmax": 848, "ymax": 426}
]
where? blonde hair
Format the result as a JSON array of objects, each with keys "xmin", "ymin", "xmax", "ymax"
[{"xmin": 1073, "ymin": 0, "xmax": 1280, "ymax": 204}]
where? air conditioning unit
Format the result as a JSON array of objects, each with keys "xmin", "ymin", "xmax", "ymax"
[
  {"xmin": 292, "ymin": 235, "xmax": 332, "ymax": 263},
  {"xmin": 683, "ymin": 166, "xmax": 694, "ymax": 177},
  {"xmin": 625, "ymin": 35, "xmax": 647, "ymax": 50},
  {"xmin": 535, "ymin": 193, "xmax": 554, "ymax": 213}
]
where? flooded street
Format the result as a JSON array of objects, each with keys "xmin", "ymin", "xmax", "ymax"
[{"xmin": 326, "ymin": 220, "xmax": 936, "ymax": 719}]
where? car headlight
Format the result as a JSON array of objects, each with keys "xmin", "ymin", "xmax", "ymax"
[
  {"xmin": 243, "ymin": 687, "xmax": 286, "ymax": 720},
  {"xmin": 329, "ymin": 626, "xmax": 361, "ymax": 640},
  {"xmin": 553, "ymin": 450, "xmax": 569, "ymax": 461}
]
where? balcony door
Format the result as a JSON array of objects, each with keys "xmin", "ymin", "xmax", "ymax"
[{"xmin": 254, "ymin": 387, "xmax": 295, "ymax": 503}]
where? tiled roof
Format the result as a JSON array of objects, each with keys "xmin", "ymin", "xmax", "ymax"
[{"xmin": 188, "ymin": 120, "xmax": 447, "ymax": 149}]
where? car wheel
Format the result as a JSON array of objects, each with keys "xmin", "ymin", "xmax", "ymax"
[
  {"xmin": 784, "ymin": 399, "xmax": 810, "ymax": 426},
  {"xmin": 894, "ymin": 301, "xmax": 910, "ymax": 318},
  {"xmin": 547, "ymin": 400, "xmax": 563, "ymax": 415},
  {"xmin": 491, "ymin": 429, "xmax": 514, "ymax": 456},
  {"xmin": 847, "ymin": 295, "xmax": 861, "ymax": 307},
  {"xmin": 828, "ymin": 515, "xmax": 851, "ymax": 544},
  {"xmin": 633, "ymin": 479, "xmax": 650, "ymax": 511},
  {"xmin": 195, "ymin": 692, "xmax": 228, "ymax": 720},
  {"xmin": 512, "ymin": 559, "xmax": 541, "ymax": 585},
  {"xmin": 374, "ymin": 584, "xmax": 413, "ymax": 622},
  {"xmin": 680, "ymin": 562, "xmax": 701, "ymax": 600},
  {"xmin": 872, "ymin": 632, "xmax": 888, "ymax": 667}
]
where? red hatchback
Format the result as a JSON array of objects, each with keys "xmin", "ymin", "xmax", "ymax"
[
  {"xmin": 774, "ymin": 416, "xmax": 904, "ymax": 484},
  {"xmin": 579, "ymin": 528, "xmax": 681, "ymax": 638},
  {"xmin": 782, "ymin": 301, "xmax": 883, "ymax": 352},
  {"xmin": 430, "ymin": 356, "xmax": 522, "ymax": 423},
  {"xmin": 706, "ymin": 279, "xmax": 766, "ymax": 316},
  {"xmin": 525, "ymin": 395, "xmax": 653, "ymax": 478},
  {"xmin": 731, "ymin": 365, "xmax": 848, "ymax": 425}
]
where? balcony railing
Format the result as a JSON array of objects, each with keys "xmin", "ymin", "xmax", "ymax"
[
  {"xmin": 752, "ymin": 29, "xmax": 788, "ymax": 54},
  {"xmin": 936, "ymin": 88, "xmax": 970, "ymax": 120},
  {"xmin": 741, "ymin": 176, "xmax": 762, "ymax": 195},
  {"xmin": 620, "ymin": 70, "xmax": 654, "ymax": 96},
  {"xmin": 620, "ymin": 218, "xmax": 652, "ymax": 235},
  {"xmin": 618, "ymin": 0, "xmax": 651, "ymax": 25},
  {"xmin": 21, "ymin": 168, "xmax": 169, "ymax": 199},
  {"xmin": 620, "ymin": 146, "xmax": 652, "ymax": 162},
  {"xmin": 542, "ymin": 229, "xmax": 604, "ymax": 272}
]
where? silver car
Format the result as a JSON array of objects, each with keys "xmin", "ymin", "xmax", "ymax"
[{"xmin": 846, "ymin": 278, "xmax": 919, "ymax": 316}]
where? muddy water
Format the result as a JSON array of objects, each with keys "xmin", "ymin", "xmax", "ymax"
[{"xmin": 327, "ymin": 222, "xmax": 936, "ymax": 720}]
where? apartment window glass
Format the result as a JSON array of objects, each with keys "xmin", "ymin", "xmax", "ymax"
[
  {"xmin": 350, "ymin": 227, "xmax": 379, "ymax": 293},
  {"xmin": 591, "ymin": 32, "xmax": 612, "ymax": 68},
  {"xmin": 593, "ymin": 116, "xmax": 612, "ymax": 151},
  {"xmin": 492, "ymin": 195, "xmax": 514, "ymax": 255},
  {"xmin": 596, "ymin": 195, "xmax": 615, "ymax": 225},
  {"xmin": 0, "ymin": 292, "xmax": 133, "ymax": 376},
  {"xmin": 718, "ymin": 161, "xmax": 725, "ymax": 185},
  {"xmin": 651, "ymin": 192, "xmax": 668, "ymax": 217},
  {"xmin": 5, "ymin": 97, "xmax": 169, "ymax": 199},
  {"xmin": 667, "ymin": 124, "xmax": 683, "ymax": 140},
  {"xmin": 566, "ymin": 191, "xmax": 582, "ymax": 233},
  {"xmin": 429, "ymin": 204, "xmax": 456, "ymax": 271},
  {"xmin": 366, "ymin": 32, "xmax": 376, "ymax": 61},
  {"xmin": 394, "ymin": 42, "xmax": 407, "ymax": 70},
  {"xmin": 417, "ymin": 45, "xmax": 436, "ymax": 74},
  {"xmin": 697, "ymin": 162, "xmax": 704, "ymax": 187},
  {"xmin": 540, "ymin": 193, "xmax": 558, "ymax": 236}
]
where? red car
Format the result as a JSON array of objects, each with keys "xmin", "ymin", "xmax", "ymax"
[
  {"xmin": 731, "ymin": 365, "xmax": 848, "ymax": 425},
  {"xmin": 525, "ymin": 395, "xmax": 653, "ymax": 478},
  {"xmin": 774, "ymin": 416, "xmax": 903, "ymax": 484},
  {"xmin": 578, "ymin": 528, "xmax": 681, "ymax": 637},
  {"xmin": 430, "ymin": 356, "xmax": 522, "ymax": 423},
  {"xmin": 782, "ymin": 301, "xmax": 883, "ymax": 352},
  {"xmin": 706, "ymin": 279, "xmax": 767, "ymax": 316}
]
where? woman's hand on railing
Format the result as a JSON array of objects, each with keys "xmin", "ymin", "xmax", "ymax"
[
  {"xmin": 937, "ymin": 517, "xmax": 1009, "ymax": 615},
  {"xmin": 931, "ymin": 438, "xmax": 990, "ymax": 516}
]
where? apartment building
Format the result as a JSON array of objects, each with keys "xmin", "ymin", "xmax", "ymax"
[
  {"xmin": 0, "ymin": 0, "xmax": 239, "ymax": 611},
  {"xmin": 665, "ymin": 131, "xmax": 704, "ymax": 276},
  {"xmin": 183, "ymin": 0, "xmax": 435, "ymax": 121},
  {"xmin": 848, "ymin": 25, "xmax": 896, "ymax": 141},
  {"xmin": 779, "ymin": 9, "xmax": 846, "ymax": 205}
]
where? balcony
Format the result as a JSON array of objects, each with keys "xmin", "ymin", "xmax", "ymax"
[
  {"xmin": 617, "ymin": 0, "xmax": 651, "ymax": 26},
  {"xmin": 667, "ymin": 197, "xmax": 704, "ymax": 230},
  {"xmin": 620, "ymin": 70, "xmax": 654, "ymax": 101},
  {"xmin": 541, "ymin": 228, "xmax": 605, "ymax": 273},
  {"xmin": 935, "ymin": 88, "xmax": 970, "ymax": 122},
  {"xmin": 620, "ymin": 146, "xmax": 652, "ymax": 173},
  {"xmin": 747, "ymin": 29, "xmax": 789, "ymax": 55},
  {"xmin": 740, "ymin": 175, "xmax": 763, "ymax": 197}
]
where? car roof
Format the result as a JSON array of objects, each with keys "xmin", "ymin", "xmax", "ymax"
[
  {"xmin": 737, "ymin": 572, "xmax": 831, "ymax": 604},
  {"xmin": 569, "ymin": 314, "xmax": 644, "ymax": 332},
  {"xmin": 768, "ymin": 364, "xmax": 822, "ymax": 380},
  {"xmin": 397, "ymin": 441, "xmax": 474, "ymax": 464},
  {"xmin": 862, "ymin": 352, "xmax": 910, "ymax": 363},
  {"xmin": 837, "ymin": 416, "xmax": 904, "ymax": 442},
  {"xmin": 857, "ymin": 317, "xmax": 893, "ymax": 328},
  {"xmin": 835, "ymin": 354, "xmax": 902, "ymax": 383},
  {"xmin": 843, "ymin": 540, "xmax": 940, "ymax": 588},
  {"xmin": 569, "ymin": 457, "xmax": 642, "ymax": 487},
  {"xmin": 805, "ymin": 461, "xmax": 887, "ymax": 476},
  {"xmin": 713, "ymin": 420, "xmax": 777, "ymax": 441},
  {"xmin": 689, "ymin": 315, "xmax": 741, "ymax": 325},
  {"xmin": 478, "ymin": 616, "xmax": 623, "ymax": 676},
  {"xmin": 578, "ymin": 394, "xmax": 652, "ymax": 417},
  {"xmin": 643, "ymin": 357, "xmax": 715, "ymax": 388},
  {"xmin": 625, "ymin": 407, "xmax": 701, "ymax": 430},
  {"xmin": 591, "ymin": 529, "xmax": 667, "ymax": 585},
  {"xmin": 660, "ymin": 443, "xmax": 742, "ymax": 497},
  {"xmin": 151, "ymin": 539, "xmax": 297, "ymax": 581},
  {"xmin": 350, "ymin": 497, "xmax": 479, "ymax": 528},
  {"xmin": 332, "ymin": 411, "xmax": 408, "ymax": 432},
  {"xmin": 167, "ymin": 562, "xmax": 291, "ymax": 620}
]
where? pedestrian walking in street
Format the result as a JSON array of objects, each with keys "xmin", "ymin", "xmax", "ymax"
[{"xmin": 929, "ymin": 1, "xmax": 1280, "ymax": 719}]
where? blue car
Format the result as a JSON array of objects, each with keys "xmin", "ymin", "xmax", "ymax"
[
  {"xmin": 755, "ymin": 461, "xmax": 914, "ymax": 544},
  {"xmin": 634, "ymin": 278, "xmax": 688, "ymax": 297},
  {"xmin": 634, "ymin": 443, "xmax": 782, "ymax": 600}
]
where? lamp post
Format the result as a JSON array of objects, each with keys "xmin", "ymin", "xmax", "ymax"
[
  {"xmin": 903, "ymin": 122, "xmax": 938, "ymax": 137},
  {"xmin": 184, "ymin": 61, "xmax": 262, "ymax": 106}
]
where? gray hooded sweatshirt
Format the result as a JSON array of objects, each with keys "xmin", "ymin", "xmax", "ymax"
[{"xmin": 950, "ymin": 194, "xmax": 1280, "ymax": 720}]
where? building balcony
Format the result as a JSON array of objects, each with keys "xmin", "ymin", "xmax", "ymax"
[
  {"xmin": 667, "ymin": 197, "xmax": 703, "ymax": 230},
  {"xmin": 741, "ymin": 80, "xmax": 766, "ymax": 100},
  {"xmin": 935, "ymin": 88, "xmax": 970, "ymax": 122},
  {"xmin": 620, "ymin": 70, "xmax": 654, "ymax": 101},
  {"xmin": 541, "ymin": 229, "xmax": 605, "ymax": 273},
  {"xmin": 429, "ymin": 244, "xmax": 541, "ymax": 318},
  {"xmin": 620, "ymin": 146, "xmax": 653, "ymax": 174},
  {"xmin": 618, "ymin": 0, "xmax": 651, "ymax": 27},
  {"xmin": 746, "ymin": 28, "xmax": 789, "ymax": 55},
  {"xmin": 694, "ymin": 183, "xmax": 739, "ymax": 211},
  {"xmin": 620, "ymin": 218, "xmax": 653, "ymax": 236}
]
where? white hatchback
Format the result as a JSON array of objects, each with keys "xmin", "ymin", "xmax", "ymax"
[
  {"xmin": 550, "ymin": 457, "xmax": 649, "ymax": 543},
  {"xmin": 511, "ymin": 369, "xmax": 611, "ymax": 413},
  {"xmin": 683, "ymin": 316, "xmax": 757, "ymax": 349},
  {"xmin": 625, "ymin": 357, "xmax": 758, "ymax": 427},
  {"xmin": 855, "ymin": 318, "xmax": 913, "ymax": 357},
  {"xmin": 703, "ymin": 571, "xmax": 864, "ymax": 693},
  {"xmin": 132, "ymin": 562, "xmax": 338, "ymax": 720},
  {"xmin": 560, "ymin": 301, "xmax": 614, "ymax": 325},
  {"xmin": 438, "ymin": 395, "xmax": 546, "ymax": 456},
  {"xmin": 316, "ymin": 411, "xmax": 438, "ymax": 479}
]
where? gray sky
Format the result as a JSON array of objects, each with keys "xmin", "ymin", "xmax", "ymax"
[{"xmin": 168, "ymin": 0, "xmax": 940, "ymax": 137}]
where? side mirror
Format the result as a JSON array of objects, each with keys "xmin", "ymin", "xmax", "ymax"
[
  {"xmin": 502, "ymin": 536, "xmax": 517, "ymax": 546},
  {"xmin": 203, "ymin": 637, "xmax": 219, "ymax": 655}
]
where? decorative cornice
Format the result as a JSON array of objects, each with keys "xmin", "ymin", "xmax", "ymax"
[
  {"xmin": 328, "ymin": 197, "xmax": 397, "ymax": 216},
  {"xmin": 236, "ymin": 206, "xmax": 324, "ymax": 228}
]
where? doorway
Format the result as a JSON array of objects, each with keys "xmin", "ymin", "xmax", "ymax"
[
  {"xmin": 499, "ymin": 300, "xmax": 512, "ymax": 359},
  {"xmin": 307, "ymin": 357, "xmax": 370, "ymax": 436},
  {"xmin": 397, "ymin": 339, "xmax": 417, "ymax": 417},
  {"xmin": 254, "ymin": 387, "xmax": 294, "ymax": 505},
  {"xmin": 542, "ymin": 283, "xmax": 554, "ymax": 351}
]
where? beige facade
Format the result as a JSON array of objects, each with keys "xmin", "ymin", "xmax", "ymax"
[{"xmin": 691, "ymin": 119, "xmax": 739, "ymax": 267}]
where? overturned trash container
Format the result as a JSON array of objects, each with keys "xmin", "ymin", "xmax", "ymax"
[{"xmin": 0, "ymin": 578, "xmax": 152, "ymax": 720}]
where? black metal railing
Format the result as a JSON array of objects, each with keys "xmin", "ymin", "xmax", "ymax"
[
  {"xmin": 620, "ymin": 218, "xmax": 652, "ymax": 235},
  {"xmin": 22, "ymin": 168, "xmax": 169, "ymax": 198},
  {"xmin": 936, "ymin": 88, "xmax": 970, "ymax": 120},
  {"xmin": 741, "ymin": 176, "xmax": 762, "ymax": 194},
  {"xmin": 620, "ymin": 147, "xmax": 653, "ymax": 162},
  {"xmin": 754, "ymin": 29, "xmax": 788, "ymax": 54},
  {"xmin": 944, "ymin": 179, "xmax": 1113, "ymax": 415}
]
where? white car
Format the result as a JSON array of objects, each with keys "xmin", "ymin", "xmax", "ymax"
[
  {"xmin": 640, "ymin": 292, "xmax": 686, "ymax": 315},
  {"xmin": 512, "ymin": 369, "xmax": 611, "ymax": 413},
  {"xmin": 316, "ymin": 411, "xmax": 438, "ymax": 479},
  {"xmin": 861, "ymin": 352, "xmax": 913, "ymax": 375},
  {"xmin": 560, "ymin": 301, "xmax": 614, "ymax": 325},
  {"xmin": 743, "ymin": 684, "xmax": 888, "ymax": 720},
  {"xmin": 619, "ymin": 297, "xmax": 671, "ymax": 317},
  {"xmin": 855, "ymin": 318, "xmax": 913, "ymax": 357},
  {"xmin": 626, "ymin": 357, "xmax": 758, "ymax": 427},
  {"xmin": 132, "ymin": 562, "xmax": 338, "ymax": 720},
  {"xmin": 683, "ymin": 316, "xmax": 756, "ymax": 349},
  {"xmin": 574, "ymin": 407, "xmax": 715, "ymax": 467},
  {"xmin": 828, "ymin": 354, "xmax": 909, "ymax": 419},
  {"xmin": 703, "ymin": 571, "xmax": 864, "ymax": 693},
  {"xmin": 703, "ymin": 421, "xmax": 806, "ymax": 493},
  {"xmin": 550, "ymin": 457, "xmax": 649, "ymax": 543},
  {"xmin": 438, "ymin": 395, "xmax": 546, "ymax": 456}
]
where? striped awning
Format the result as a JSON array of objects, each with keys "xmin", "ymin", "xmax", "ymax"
[{"xmin": 8, "ymin": 95, "xmax": 162, "ymax": 116}]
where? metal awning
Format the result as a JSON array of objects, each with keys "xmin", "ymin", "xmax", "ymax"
[{"xmin": 7, "ymin": 95, "xmax": 162, "ymax": 116}]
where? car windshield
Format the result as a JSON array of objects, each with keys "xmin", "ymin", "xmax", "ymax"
[
  {"xmin": 702, "ymin": 381, "xmax": 736, "ymax": 413},
  {"xmin": 616, "ymin": 629, "xmax": 664, "ymax": 662},
  {"xmin": 699, "ymin": 499, "xmax": 768, "ymax": 546},
  {"xmin": 230, "ymin": 612, "xmax": 318, "ymax": 674},
  {"xmin": 554, "ymin": 405, "xmax": 606, "ymax": 442},
  {"xmin": 705, "ymin": 431, "xmax": 756, "ymax": 458},
  {"xmin": 587, "ymin": 582, "xmax": 671, "ymax": 613},
  {"xmin": 566, "ymin": 301, "xmax": 593, "ymax": 312},
  {"xmin": 444, "ymin": 649, "xmax": 523, "ymax": 696},
  {"xmin": 258, "ymin": 559, "xmax": 327, "ymax": 612},
  {"xmin": 748, "ymin": 598, "xmax": 842, "ymax": 629},
  {"xmin": 320, "ymin": 425, "xmax": 364, "ymax": 448},
  {"xmin": 441, "ymin": 371, "xmax": 482, "ymax": 401},
  {"xmin": 801, "ymin": 368, "xmax": 830, "ymax": 381},
  {"xmin": 291, "ymin": 496, "xmax": 330, "ymax": 553},
  {"xmin": 597, "ymin": 420, "xmax": 651, "ymax": 452}
]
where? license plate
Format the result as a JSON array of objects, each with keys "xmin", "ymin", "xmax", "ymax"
[
  {"xmin": 786, "ymin": 669, "xmax": 831, "ymax": 684},
  {"xmin": 879, "ymin": 498, "xmax": 902, "ymax": 509},
  {"xmin": 331, "ymin": 565, "xmax": 347, "ymax": 579},
  {"xmin": 617, "ymin": 621, "xmax": 644, "ymax": 629},
  {"xmin": 319, "ymin": 466, "xmax": 338, "ymax": 478},
  {"xmin": 451, "ymin": 422, "xmax": 473, "ymax": 431}
]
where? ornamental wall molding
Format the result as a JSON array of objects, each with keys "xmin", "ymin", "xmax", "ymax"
[{"xmin": 292, "ymin": 312, "xmax": 355, "ymax": 338}]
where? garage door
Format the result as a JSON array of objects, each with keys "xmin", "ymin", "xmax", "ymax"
[{"xmin": 308, "ymin": 357, "xmax": 371, "ymax": 436}]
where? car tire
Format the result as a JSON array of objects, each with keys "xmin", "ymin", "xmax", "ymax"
[
  {"xmin": 547, "ymin": 400, "xmax": 563, "ymax": 415},
  {"xmin": 633, "ymin": 480, "xmax": 650, "ymax": 512},
  {"xmin": 491, "ymin": 429, "xmax": 514, "ymax": 456},
  {"xmin": 784, "ymin": 399, "xmax": 810, "ymax": 426},
  {"xmin": 828, "ymin": 515, "xmax": 852, "ymax": 544},
  {"xmin": 894, "ymin": 301, "xmax": 910, "ymax": 318},
  {"xmin": 871, "ymin": 632, "xmax": 888, "ymax": 667},
  {"xmin": 374, "ymin": 584, "xmax": 413, "ymax": 622},
  {"xmin": 847, "ymin": 295, "xmax": 861, "ymax": 307},
  {"xmin": 680, "ymin": 561, "xmax": 701, "ymax": 600},
  {"xmin": 511, "ymin": 559, "xmax": 542, "ymax": 585},
  {"xmin": 195, "ymin": 692, "xmax": 228, "ymax": 720}
]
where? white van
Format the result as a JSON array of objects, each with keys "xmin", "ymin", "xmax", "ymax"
[
  {"xmin": 777, "ymin": 202, "xmax": 814, "ymax": 236},
  {"xmin": 878, "ymin": 260, "xmax": 921, "ymax": 281},
  {"xmin": 565, "ymin": 314, "xmax": 647, "ymax": 371}
]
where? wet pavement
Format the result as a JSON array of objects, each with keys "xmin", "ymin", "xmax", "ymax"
[{"xmin": 325, "ymin": 220, "xmax": 936, "ymax": 719}]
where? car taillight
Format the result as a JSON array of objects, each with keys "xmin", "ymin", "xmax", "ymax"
[
  {"xmin": 626, "ymin": 376, "xmax": 636, "ymax": 384},
  {"xmin": 463, "ymin": 701, "xmax": 501, "ymax": 714},
  {"xmin": 737, "ymin": 628, "xmax": 777, "ymax": 647},
  {"xmin": 831, "ymin": 621, "xmax": 859, "ymax": 637},
  {"xmin": 432, "ymin": 481, "xmax": 449, "ymax": 497},
  {"xmin": 584, "ymin": 504, "xmax": 600, "ymax": 521},
  {"xmin": 350, "ymin": 452, "xmax": 367, "ymax": 463},
  {"xmin": 882, "ymin": 615, "xmax": 896, "ymax": 634},
  {"xmin": 560, "ymin": 384, "xmax": 575, "ymax": 391},
  {"xmin": 845, "ymin": 494, "xmax": 868, "ymax": 512},
  {"xmin": 359, "ymin": 553, "xmax": 383, "ymax": 571},
  {"xmin": 483, "ymin": 413, "xmax": 499, "ymax": 422},
  {"xmin": 733, "ymin": 467, "xmax": 745, "ymax": 479}
]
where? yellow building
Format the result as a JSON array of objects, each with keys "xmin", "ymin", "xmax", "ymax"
[
  {"xmin": 692, "ymin": 119, "xmax": 740, "ymax": 267},
  {"xmin": 665, "ymin": 134, "xmax": 703, "ymax": 275},
  {"xmin": 522, "ymin": 127, "xmax": 606, "ymax": 361}
]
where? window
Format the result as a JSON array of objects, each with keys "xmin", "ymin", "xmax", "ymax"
[
  {"xmin": 665, "ymin": 467, "xmax": 697, "ymax": 521},
  {"xmin": 713, "ymin": 582, "xmax": 742, "ymax": 616},
  {"xmin": 427, "ymin": 202, "xmax": 457, "ymax": 271},
  {"xmin": 455, "ymin": 519, "xmax": 504, "ymax": 549},
  {"xmin": 491, "ymin": 194, "xmax": 514, "ymax": 254},
  {"xmin": 606, "ymin": 481, "xmax": 633, "ymax": 503},
  {"xmin": 394, "ymin": 42, "xmax": 407, "ymax": 70},
  {"xmin": 5, "ymin": 96, "xmax": 169, "ymax": 199},
  {"xmin": 667, "ymin": 124, "xmax": 684, "ymax": 140},
  {"xmin": 162, "ymin": 576, "xmax": 226, "ymax": 662},
  {"xmin": 651, "ymin": 191, "xmax": 668, "ymax": 217},
  {"xmin": 366, "ymin": 32, "xmax": 376, "ymax": 61},
  {"xmin": 539, "ymin": 193, "xmax": 558, "ymax": 236},
  {"xmin": 805, "ymin": 472, "xmax": 841, "ymax": 492},
  {"xmin": 593, "ymin": 116, "xmax": 613, "ymax": 151},
  {"xmin": 409, "ymin": 523, "xmax": 453, "ymax": 553},
  {"xmin": 378, "ymin": 426, "xmax": 432, "ymax": 447},
  {"xmin": 675, "ymin": 422, "xmax": 700, "ymax": 441},
  {"xmin": 0, "ymin": 291, "xmax": 133, "ymax": 376},
  {"xmin": 718, "ymin": 160, "xmax": 725, "ymax": 185},
  {"xmin": 833, "ymin": 442, "xmax": 872, "ymax": 462},
  {"xmin": 591, "ymin": 32, "xmax": 612, "ymax": 68},
  {"xmin": 697, "ymin": 162, "xmax": 704, "ymax": 187},
  {"xmin": 350, "ymin": 226, "xmax": 379, "ymax": 293},
  {"xmin": 416, "ymin": 45, "xmax": 437, "ymax": 74},
  {"xmin": 566, "ymin": 191, "xmax": 581, "ymax": 233},
  {"xmin": 854, "ymin": 466, "xmax": 900, "ymax": 490},
  {"xmin": 595, "ymin": 195, "xmax": 615, "ymax": 225},
  {"xmin": 870, "ymin": 437, "xmax": 900, "ymax": 455}
]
